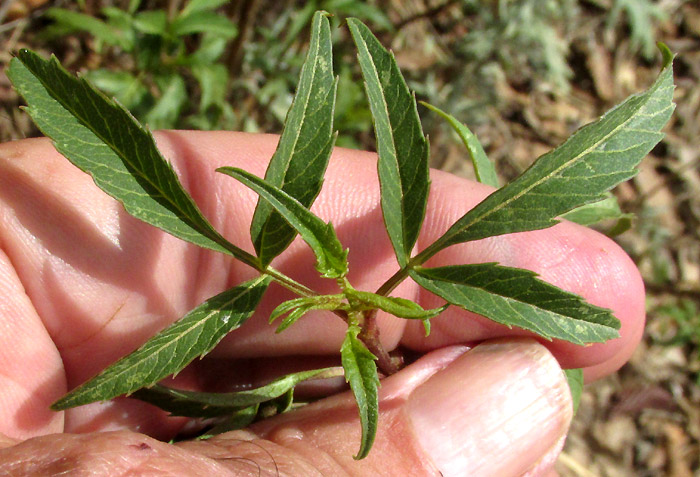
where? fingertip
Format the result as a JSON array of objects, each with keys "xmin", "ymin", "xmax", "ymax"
[
  {"xmin": 407, "ymin": 340, "xmax": 572, "ymax": 476},
  {"xmin": 409, "ymin": 169, "xmax": 646, "ymax": 376},
  {"xmin": 533, "ymin": 223, "xmax": 646, "ymax": 371}
]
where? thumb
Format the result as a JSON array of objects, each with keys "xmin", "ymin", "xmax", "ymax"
[
  {"xmin": 193, "ymin": 339, "xmax": 573, "ymax": 476},
  {"xmin": 0, "ymin": 340, "xmax": 571, "ymax": 476}
]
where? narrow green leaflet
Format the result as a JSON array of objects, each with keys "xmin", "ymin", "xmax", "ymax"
[
  {"xmin": 344, "ymin": 288, "xmax": 447, "ymax": 320},
  {"xmin": 7, "ymin": 51, "xmax": 255, "ymax": 266},
  {"xmin": 270, "ymin": 295, "xmax": 345, "ymax": 333},
  {"xmin": 564, "ymin": 368, "xmax": 584, "ymax": 414},
  {"xmin": 341, "ymin": 325, "xmax": 379, "ymax": 460},
  {"xmin": 420, "ymin": 101, "xmax": 499, "ymax": 188},
  {"xmin": 250, "ymin": 11, "xmax": 337, "ymax": 268},
  {"xmin": 421, "ymin": 48, "xmax": 674, "ymax": 256},
  {"xmin": 218, "ymin": 167, "xmax": 348, "ymax": 278},
  {"xmin": 348, "ymin": 18, "xmax": 430, "ymax": 267},
  {"xmin": 132, "ymin": 10, "xmax": 168, "ymax": 35},
  {"xmin": 411, "ymin": 264, "xmax": 620, "ymax": 345},
  {"xmin": 52, "ymin": 276, "xmax": 270, "ymax": 410},
  {"xmin": 131, "ymin": 367, "xmax": 342, "ymax": 417},
  {"xmin": 197, "ymin": 405, "xmax": 259, "ymax": 439},
  {"xmin": 561, "ymin": 192, "xmax": 634, "ymax": 232}
]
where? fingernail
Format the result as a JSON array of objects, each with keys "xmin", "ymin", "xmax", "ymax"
[{"xmin": 406, "ymin": 340, "xmax": 573, "ymax": 477}]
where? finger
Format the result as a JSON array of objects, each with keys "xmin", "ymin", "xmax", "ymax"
[
  {"xmin": 0, "ymin": 341, "xmax": 572, "ymax": 476},
  {"xmin": 197, "ymin": 340, "xmax": 572, "ymax": 476},
  {"xmin": 404, "ymin": 167, "xmax": 646, "ymax": 374},
  {"xmin": 151, "ymin": 131, "xmax": 644, "ymax": 372},
  {"xmin": 0, "ymin": 430, "xmax": 243, "ymax": 475},
  {"xmin": 0, "ymin": 433, "xmax": 19, "ymax": 450},
  {"xmin": 0, "ymin": 247, "xmax": 65, "ymax": 439},
  {"xmin": 153, "ymin": 132, "xmax": 644, "ymax": 375},
  {"xmin": 0, "ymin": 133, "xmax": 643, "ymax": 371},
  {"xmin": 0, "ymin": 132, "xmax": 642, "ymax": 435}
]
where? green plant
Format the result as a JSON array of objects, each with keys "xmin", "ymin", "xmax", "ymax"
[
  {"xmin": 651, "ymin": 299, "xmax": 700, "ymax": 386},
  {"xmin": 234, "ymin": 1, "xmax": 388, "ymax": 145},
  {"xmin": 43, "ymin": 0, "xmax": 238, "ymax": 130},
  {"xmin": 8, "ymin": 11, "xmax": 674, "ymax": 459},
  {"xmin": 608, "ymin": 0, "xmax": 667, "ymax": 60}
]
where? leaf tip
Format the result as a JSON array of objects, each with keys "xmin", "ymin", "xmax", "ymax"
[{"xmin": 657, "ymin": 42, "xmax": 674, "ymax": 68}]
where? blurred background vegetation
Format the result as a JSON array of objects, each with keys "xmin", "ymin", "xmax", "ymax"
[{"xmin": 1, "ymin": 1, "xmax": 698, "ymax": 475}]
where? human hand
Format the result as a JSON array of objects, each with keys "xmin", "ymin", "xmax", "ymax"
[{"xmin": 0, "ymin": 132, "xmax": 644, "ymax": 476}]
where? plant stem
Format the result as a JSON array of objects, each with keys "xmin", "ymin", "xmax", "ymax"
[
  {"xmin": 263, "ymin": 266, "xmax": 318, "ymax": 298},
  {"xmin": 365, "ymin": 246, "xmax": 451, "ymax": 375},
  {"xmin": 216, "ymin": 238, "xmax": 318, "ymax": 298},
  {"xmin": 359, "ymin": 312, "xmax": 399, "ymax": 375},
  {"xmin": 374, "ymin": 243, "xmax": 445, "ymax": 299}
]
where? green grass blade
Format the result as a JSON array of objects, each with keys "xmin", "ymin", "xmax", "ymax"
[
  {"xmin": 251, "ymin": 11, "xmax": 337, "ymax": 268},
  {"xmin": 8, "ymin": 50, "xmax": 256, "ymax": 267},
  {"xmin": 219, "ymin": 167, "xmax": 348, "ymax": 279},
  {"xmin": 51, "ymin": 276, "xmax": 270, "ymax": 410},
  {"xmin": 347, "ymin": 18, "xmax": 430, "ymax": 267},
  {"xmin": 411, "ymin": 264, "xmax": 620, "ymax": 345},
  {"xmin": 422, "ymin": 50, "xmax": 674, "ymax": 255},
  {"xmin": 131, "ymin": 367, "xmax": 342, "ymax": 417},
  {"xmin": 341, "ymin": 325, "xmax": 379, "ymax": 460},
  {"xmin": 420, "ymin": 101, "xmax": 499, "ymax": 188}
]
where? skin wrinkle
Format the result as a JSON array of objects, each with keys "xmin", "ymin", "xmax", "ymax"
[
  {"xmin": 266, "ymin": 430, "xmax": 351, "ymax": 477},
  {"xmin": 196, "ymin": 434, "xmax": 320, "ymax": 476},
  {"xmin": 58, "ymin": 301, "xmax": 127, "ymax": 352}
]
